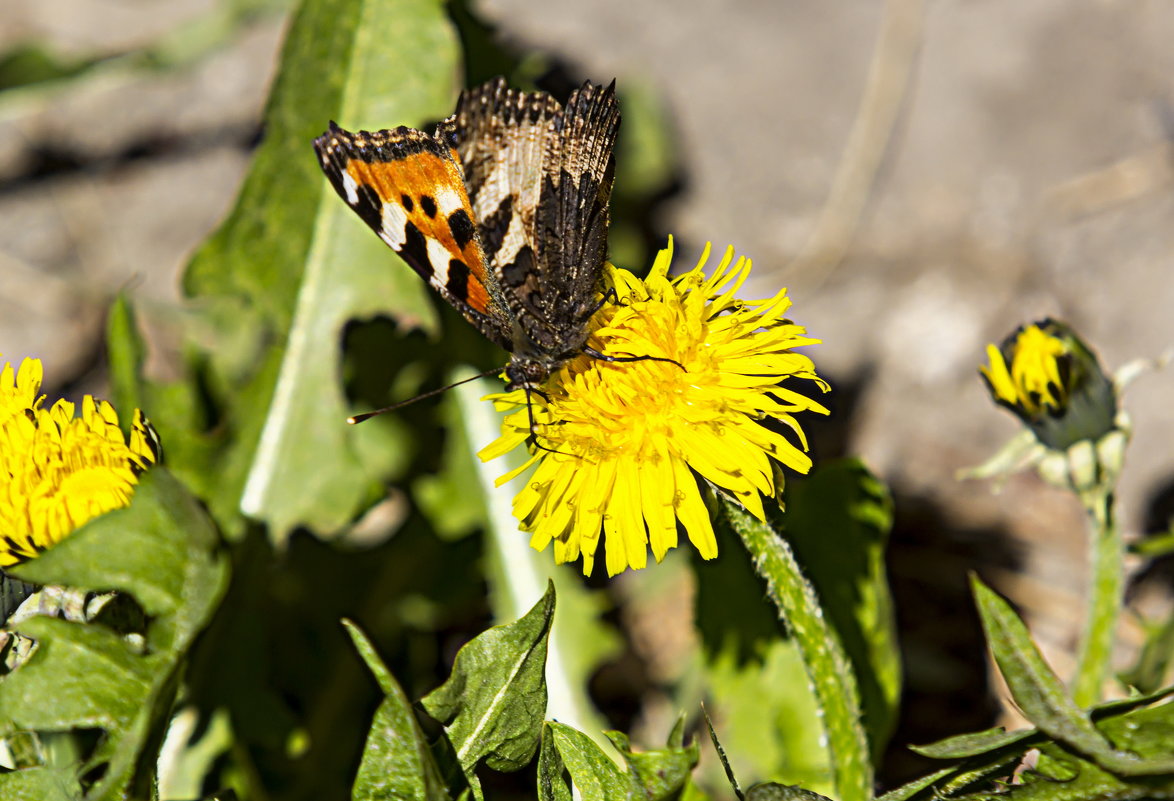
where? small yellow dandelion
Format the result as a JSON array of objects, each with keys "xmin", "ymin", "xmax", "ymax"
[
  {"xmin": 980, "ymin": 319, "xmax": 1116, "ymax": 451},
  {"xmin": 480, "ymin": 240, "xmax": 829, "ymax": 576},
  {"xmin": 0, "ymin": 358, "xmax": 159, "ymax": 567},
  {"xmin": 1, "ymin": 357, "xmax": 44, "ymax": 426}
]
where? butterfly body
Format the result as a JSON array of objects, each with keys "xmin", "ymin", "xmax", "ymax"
[{"xmin": 313, "ymin": 77, "xmax": 620, "ymax": 391}]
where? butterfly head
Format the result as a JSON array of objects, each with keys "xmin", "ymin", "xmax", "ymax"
[{"xmin": 504, "ymin": 355, "xmax": 558, "ymax": 392}]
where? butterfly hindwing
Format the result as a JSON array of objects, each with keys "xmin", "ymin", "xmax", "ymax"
[
  {"xmin": 442, "ymin": 79, "xmax": 620, "ymax": 359},
  {"xmin": 313, "ymin": 122, "xmax": 513, "ymax": 350},
  {"xmin": 536, "ymin": 81, "xmax": 620, "ymax": 353},
  {"xmin": 440, "ymin": 78, "xmax": 561, "ymax": 272}
]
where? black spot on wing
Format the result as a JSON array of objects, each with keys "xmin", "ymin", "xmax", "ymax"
[
  {"xmin": 478, "ymin": 196, "xmax": 514, "ymax": 263},
  {"xmin": 448, "ymin": 209, "xmax": 475, "ymax": 250},
  {"xmin": 400, "ymin": 220, "xmax": 433, "ymax": 280},
  {"xmin": 352, "ymin": 184, "xmax": 385, "ymax": 233},
  {"xmin": 501, "ymin": 244, "xmax": 534, "ymax": 289},
  {"xmin": 447, "ymin": 259, "xmax": 471, "ymax": 302},
  {"xmin": 401, "ymin": 193, "xmax": 414, "ymax": 212},
  {"xmin": 420, "ymin": 195, "xmax": 438, "ymax": 218}
]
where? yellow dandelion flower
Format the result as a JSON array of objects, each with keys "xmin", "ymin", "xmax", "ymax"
[
  {"xmin": 981, "ymin": 324, "xmax": 1070, "ymax": 416},
  {"xmin": 1, "ymin": 356, "xmax": 45, "ymax": 426},
  {"xmin": 980, "ymin": 319, "xmax": 1116, "ymax": 451},
  {"xmin": 479, "ymin": 240, "xmax": 830, "ymax": 576},
  {"xmin": 0, "ymin": 358, "xmax": 159, "ymax": 568}
]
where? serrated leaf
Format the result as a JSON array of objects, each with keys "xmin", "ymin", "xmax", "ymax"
[
  {"xmin": 873, "ymin": 766, "xmax": 957, "ymax": 801},
  {"xmin": 344, "ymin": 620, "xmax": 450, "ymax": 801},
  {"xmin": 909, "ymin": 726, "xmax": 1036, "ymax": 759},
  {"xmin": 702, "ymin": 706, "xmax": 745, "ymax": 800},
  {"xmin": 421, "ymin": 582, "xmax": 553, "ymax": 777},
  {"xmin": 909, "ymin": 686, "xmax": 1174, "ymax": 763},
  {"xmin": 168, "ymin": 0, "xmax": 460, "ymax": 540},
  {"xmin": 0, "ymin": 469, "xmax": 228, "ymax": 798},
  {"xmin": 605, "ymin": 722, "xmax": 699, "ymax": 800},
  {"xmin": 746, "ymin": 783, "xmax": 834, "ymax": 801},
  {"xmin": 982, "ymin": 700, "xmax": 1174, "ymax": 800},
  {"xmin": 720, "ymin": 498, "xmax": 873, "ymax": 801},
  {"xmin": 886, "ymin": 688, "xmax": 1174, "ymax": 801},
  {"xmin": 545, "ymin": 722, "xmax": 627, "ymax": 801},
  {"xmin": 537, "ymin": 722, "xmax": 575, "ymax": 801},
  {"xmin": 972, "ymin": 577, "xmax": 1174, "ymax": 776}
]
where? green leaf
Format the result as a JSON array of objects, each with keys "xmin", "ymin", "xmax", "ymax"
[
  {"xmin": 873, "ymin": 767, "xmax": 957, "ymax": 801},
  {"xmin": 1121, "ymin": 609, "xmax": 1174, "ymax": 694},
  {"xmin": 544, "ymin": 722, "xmax": 627, "ymax": 801},
  {"xmin": 344, "ymin": 620, "xmax": 450, "ymax": 801},
  {"xmin": 6, "ymin": 469, "xmax": 226, "ymax": 647},
  {"xmin": 909, "ymin": 727, "xmax": 1036, "ymax": 759},
  {"xmin": 720, "ymin": 498, "xmax": 873, "ymax": 801},
  {"xmin": 909, "ymin": 687, "xmax": 1174, "ymax": 762},
  {"xmin": 537, "ymin": 722, "xmax": 575, "ymax": 801},
  {"xmin": 702, "ymin": 706, "xmax": 745, "ymax": 800},
  {"xmin": 170, "ymin": 0, "xmax": 460, "ymax": 539},
  {"xmin": 885, "ymin": 688, "xmax": 1174, "ymax": 800},
  {"xmin": 0, "ymin": 469, "xmax": 229, "ymax": 798},
  {"xmin": 421, "ymin": 582, "xmax": 553, "ymax": 778},
  {"xmin": 973, "ymin": 700, "xmax": 1174, "ymax": 800},
  {"xmin": 972, "ymin": 577, "xmax": 1174, "ymax": 776},
  {"xmin": 745, "ymin": 783, "xmax": 834, "ymax": 801},
  {"xmin": 106, "ymin": 295, "xmax": 148, "ymax": 439},
  {"xmin": 605, "ymin": 720, "xmax": 699, "ymax": 800},
  {"xmin": 783, "ymin": 460, "xmax": 900, "ymax": 754},
  {"xmin": 0, "ymin": 764, "xmax": 81, "ymax": 801}
]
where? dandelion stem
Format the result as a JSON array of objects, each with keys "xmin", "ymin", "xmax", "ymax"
[
  {"xmin": 1072, "ymin": 487, "xmax": 1122, "ymax": 707},
  {"xmin": 722, "ymin": 499, "xmax": 872, "ymax": 801}
]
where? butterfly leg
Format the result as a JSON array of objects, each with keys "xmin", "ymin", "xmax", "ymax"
[
  {"xmin": 582, "ymin": 346, "xmax": 685, "ymax": 372},
  {"xmin": 581, "ymin": 286, "xmax": 628, "ymax": 322},
  {"xmin": 523, "ymin": 386, "xmax": 573, "ymax": 456}
]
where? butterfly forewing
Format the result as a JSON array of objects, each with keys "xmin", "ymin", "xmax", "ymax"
[
  {"xmin": 313, "ymin": 122, "xmax": 513, "ymax": 350},
  {"xmin": 315, "ymin": 77, "xmax": 620, "ymax": 387}
]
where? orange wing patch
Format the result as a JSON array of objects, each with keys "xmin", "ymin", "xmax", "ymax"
[
  {"xmin": 343, "ymin": 153, "xmax": 492, "ymax": 316},
  {"xmin": 312, "ymin": 119, "xmax": 522, "ymax": 349}
]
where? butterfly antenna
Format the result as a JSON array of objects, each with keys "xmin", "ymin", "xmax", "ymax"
[{"xmin": 348, "ymin": 366, "xmax": 502, "ymax": 425}]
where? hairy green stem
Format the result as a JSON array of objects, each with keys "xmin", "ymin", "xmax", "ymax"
[
  {"xmin": 724, "ymin": 500, "xmax": 873, "ymax": 801},
  {"xmin": 1072, "ymin": 488, "xmax": 1122, "ymax": 707}
]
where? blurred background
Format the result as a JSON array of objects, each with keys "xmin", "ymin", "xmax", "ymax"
[{"xmin": 3, "ymin": 0, "xmax": 1173, "ymax": 790}]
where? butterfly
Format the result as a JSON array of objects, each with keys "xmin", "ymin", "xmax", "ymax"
[{"xmin": 313, "ymin": 77, "xmax": 645, "ymax": 436}]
